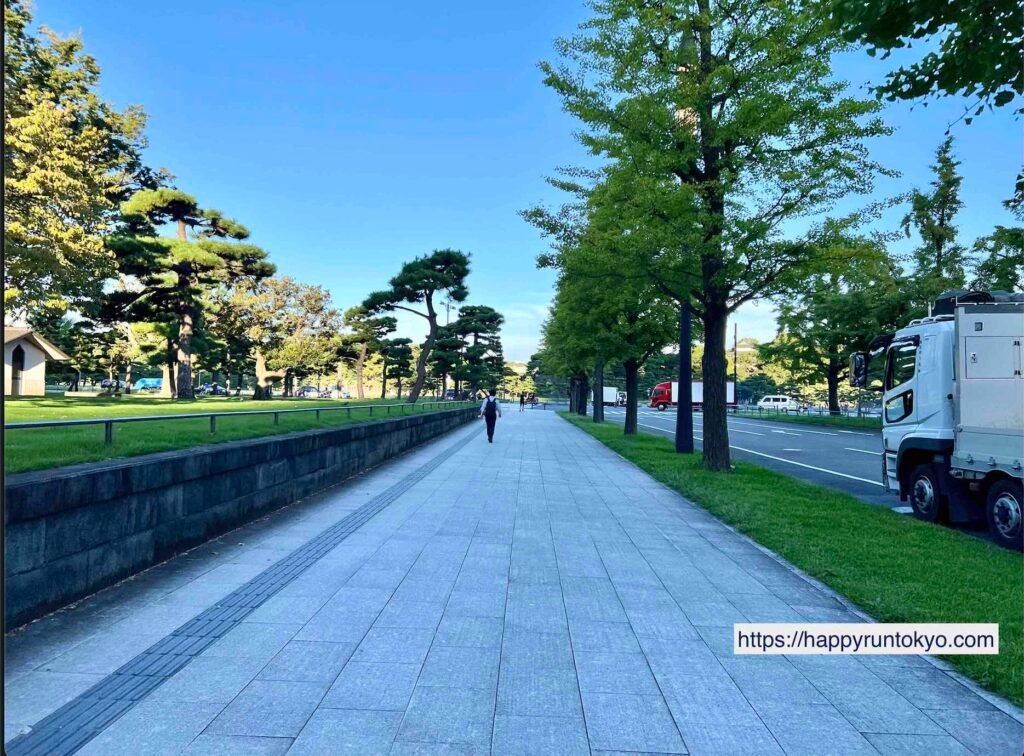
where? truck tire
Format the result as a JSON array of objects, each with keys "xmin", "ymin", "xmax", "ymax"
[
  {"xmin": 657, "ymin": 403, "xmax": 667, "ymax": 412},
  {"xmin": 908, "ymin": 464, "xmax": 947, "ymax": 523},
  {"xmin": 986, "ymin": 479, "xmax": 1023, "ymax": 551}
]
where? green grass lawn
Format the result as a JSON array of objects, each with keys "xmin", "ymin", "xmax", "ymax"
[
  {"xmin": 4, "ymin": 395, "xmax": 467, "ymax": 473},
  {"xmin": 732, "ymin": 409, "xmax": 881, "ymax": 430},
  {"xmin": 561, "ymin": 412, "xmax": 1023, "ymax": 706}
]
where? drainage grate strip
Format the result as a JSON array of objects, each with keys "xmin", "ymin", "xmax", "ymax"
[{"xmin": 6, "ymin": 426, "xmax": 475, "ymax": 756}]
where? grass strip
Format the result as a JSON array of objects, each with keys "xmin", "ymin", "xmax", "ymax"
[
  {"xmin": 731, "ymin": 410, "xmax": 881, "ymax": 430},
  {"xmin": 4, "ymin": 397, "xmax": 468, "ymax": 473},
  {"xmin": 561, "ymin": 411, "xmax": 1023, "ymax": 706}
]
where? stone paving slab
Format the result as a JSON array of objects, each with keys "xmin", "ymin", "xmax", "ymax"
[{"xmin": 5, "ymin": 410, "xmax": 1024, "ymax": 755}]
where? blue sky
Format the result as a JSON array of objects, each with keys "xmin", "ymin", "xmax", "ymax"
[{"xmin": 37, "ymin": 1, "xmax": 1021, "ymax": 360}]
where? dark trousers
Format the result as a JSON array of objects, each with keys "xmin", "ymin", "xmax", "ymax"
[{"xmin": 485, "ymin": 415, "xmax": 497, "ymax": 441}]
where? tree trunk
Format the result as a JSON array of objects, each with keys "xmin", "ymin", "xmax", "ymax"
[
  {"xmin": 397, "ymin": 377, "xmax": 402, "ymax": 399},
  {"xmin": 593, "ymin": 360, "xmax": 605, "ymax": 423},
  {"xmin": 827, "ymin": 357, "xmax": 841, "ymax": 415},
  {"xmin": 568, "ymin": 378, "xmax": 577, "ymax": 413},
  {"xmin": 176, "ymin": 305, "xmax": 195, "ymax": 399},
  {"xmin": 624, "ymin": 359, "xmax": 639, "ymax": 434},
  {"xmin": 356, "ymin": 344, "xmax": 367, "ymax": 399},
  {"xmin": 701, "ymin": 304, "xmax": 731, "ymax": 471},
  {"xmin": 125, "ymin": 362, "xmax": 133, "ymax": 394},
  {"xmin": 577, "ymin": 374, "xmax": 589, "ymax": 416},
  {"xmin": 675, "ymin": 300, "xmax": 695, "ymax": 454},
  {"xmin": 162, "ymin": 338, "xmax": 177, "ymax": 397},
  {"xmin": 408, "ymin": 312, "xmax": 436, "ymax": 404},
  {"xmin": 253, "ymin": 351, "xmax": 272, "ymax": 399}
]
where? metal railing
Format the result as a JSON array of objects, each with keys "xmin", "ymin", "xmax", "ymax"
[
  {"xmin": 729, "ymin": 405, "xmax": 881, "ymax": 425},
  {"xmin": 4, "ymin": 400, "xmax": 476, "ymax": 446}
]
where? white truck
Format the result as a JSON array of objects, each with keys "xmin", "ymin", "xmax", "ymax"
[
  {"xmin": 595, "ymin": 386, "xmax": 621, "ymax": 406},
  {"xmin": 850, "ymin": 290, "xmax": 1024, "ymax": 549},
  {"xmin": 649, "ymin": 380, "xmax": 736, "ymax": 410}
]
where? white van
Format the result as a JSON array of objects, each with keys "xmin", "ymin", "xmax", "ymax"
[{"xmin": 757, "ymin": 395, "xmax": 804, "ymax": 413}]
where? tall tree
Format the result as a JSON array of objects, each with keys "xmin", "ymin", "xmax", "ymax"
[
  {"xmin": 341, "ymin": 306, "xmax": 396, "ymax": 399},
  {"xmin": 452, "ymin": 305, "xmax": 505, "ymax": 395},
  {"xmin": 111, "ymin": 188, "xmax": 273, "ymax": 398},
  {"xmin": 430, "ymin": 324, "xmax": 465, "ymax": 397},
  {"xmin": 381, "ymin": 338, "xmax": 413, "ymax": 399},
  {"xmin": 760, "ymin": 236, "xmax": 909, "ymax": 413},
  {"xmin": 3, "ymin": 0, "xmax": 158, "ymax": 317},
  {"xmin": 363, "ymin": 249, "xmax": 470, "ymax": 404},
  {"xmin": 902, "ymin": 136, "xmax": 968, "ymax": 311},
  {"xmin": 536, "ymin": 0, "xmax": 890, "ymax": 469}
]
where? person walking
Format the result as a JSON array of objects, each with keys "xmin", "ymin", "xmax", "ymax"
[
  {"xmin": 480, "ymin": 389, "xmax": 502, "ymax": 443},
  {"xmin": 519, "ymin": 392, "xmax": 526, "ymax": 412}
]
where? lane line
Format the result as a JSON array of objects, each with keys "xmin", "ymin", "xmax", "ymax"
[
  {"xmin": 845, "ymin": 447, "xmax": 880, "ymax": 456},
  {"xmin": 635, "ymin": 423, "xmax": 883, "ymax": 487},
  {"xmin": 771, "ymin": 430, "xmax": 802, "ymax": 437}
]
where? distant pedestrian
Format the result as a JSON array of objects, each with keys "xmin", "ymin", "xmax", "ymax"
[
  {"xmin": 480, "ymin": 389, "xmax": 502, "ymax": 443},
  {"xmin": 519, "ymin": 392, "xmax": 526, "ymax": 412}
]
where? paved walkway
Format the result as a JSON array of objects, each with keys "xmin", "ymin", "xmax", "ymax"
[{"xmin": 5, "ymin": 411, "xmax": 1023, "ymax": 755}]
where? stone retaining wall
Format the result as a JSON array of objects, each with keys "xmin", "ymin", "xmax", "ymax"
[{"xmin": 4, "ymin": 407, "xmax": 476, "ymax": 628}]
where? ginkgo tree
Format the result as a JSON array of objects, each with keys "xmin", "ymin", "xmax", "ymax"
[{"xmin": 536, "ymin": 0, "xmax": 892, "ymax": 470}]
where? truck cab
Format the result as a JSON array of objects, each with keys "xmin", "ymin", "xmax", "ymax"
[{"xmin": 851, "ymin": 290, "xmax": 1024, "ymax": 549}]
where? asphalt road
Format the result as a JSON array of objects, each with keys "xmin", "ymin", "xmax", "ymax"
[{"xmin": 602, "ymin": 406, "xmax": 900, "ymax": 508}]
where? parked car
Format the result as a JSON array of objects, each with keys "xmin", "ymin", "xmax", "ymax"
[
  {"xmin": 100, "ymin": 378, "xmax": 127, "ymax": 391},
  {"xmin": 756, "ymin": 395, "xmax": 805, "ymax": 413}
]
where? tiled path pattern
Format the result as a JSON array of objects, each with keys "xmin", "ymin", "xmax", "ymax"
[{"xmin": 5, "ymin": 412, "xmax": 1023, "ymax": 754}]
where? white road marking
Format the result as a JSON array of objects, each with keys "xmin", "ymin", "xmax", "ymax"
[
  {"xmin": 727, "ymin": 444, "xmax": 884, "ymax": 487},
  {"xmin": 845, "ymin": 447, "xmax": 880, "ymax": 456},
  {"xmin": 783, "ymin": 448, "xmax": 802, "ymax": 452},
  {"xmin": 893, "ymin": 506, "xmax": 914, "ymax": 514},
  {"xmin": 635, "ymin": 422, "xmax": 884, "ymax": 487},
  {"xmin": 837, "ymin": 429, "xmax": 876, "ymax": 437},
  {"xmin": 771, "ymin": 430, "xmax": 802, "ymax": 436}
]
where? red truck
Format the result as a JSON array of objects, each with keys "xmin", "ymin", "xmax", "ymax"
[{"xmin": 648, "ymin": 381, "xmax": 736, "ymax": 411}]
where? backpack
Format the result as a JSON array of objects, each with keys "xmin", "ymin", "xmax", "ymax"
[{"xmin": 484, "ymin": 397, "xmax": 497, "ymax": 419}]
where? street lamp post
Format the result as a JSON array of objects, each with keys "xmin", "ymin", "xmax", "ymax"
[{"xmin": 675, "ymin": 297, "xmax": 694, "ymax": 454}]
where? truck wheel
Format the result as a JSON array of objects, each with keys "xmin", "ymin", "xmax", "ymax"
[
  {"xmin": 986, "ymin": 479, "xmax": 1023, "ymax": 551},
  {"xmin": 908, "ymin": 464, "xmax": 947, "ymax": 523},
  {"xmin": 657, "ymin": 403, "xmax": 666, "ymax": 412}
]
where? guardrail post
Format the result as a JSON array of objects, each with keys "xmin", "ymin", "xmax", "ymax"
[
  {"xmin": 370, "ymin": 406, "xmax": 373, "ymax": 417},
  {"xmin": 104, "ymin": 421, "xmax": 113, "ymax": 445},
  {"xmin": 347, "ymin": 407, "xmax": 351, "ymax": 419},
  {"xmin": 315, "ymin": 409, "xmax": 321, "ymax": 424},
  {"xmin": 209, "ymin": 416, "xmax": 216, "ymax": 434},
  {"xmin": 273, "ymin": 412, "xmax": 279, "ymax": 426}
]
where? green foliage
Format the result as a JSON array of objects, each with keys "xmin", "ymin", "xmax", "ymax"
[
  {"xmin": 451, "ymin": 305, "xmax": 505, "ymax": 392},
  {"xmin": 107, "ymin": 188, "xmax": 273, "ymax": 398},
  {"xmin": 827, "ymin": 0, "xmax": 1023, "ymax": 116},
  {"xmin": 381, "ymin": 337, "xmax": 414, "ymax": 397},
  {"xmin": 363, "ymin": 249, "xmax": 472, "ymax": 403},
  {"xmin": 901, "ymin": 136, "xmax": 968, "ymax": 311},
  {"xmin": 760, "ymin": 235, "xmax": 911, "ymax": 411},
  {"xmin": 534, "ymin": 0, "xmax": 892, "ymax": 467},
  {"xmin": 3, "ymin": 0, "xmax": 156, "ymax": 314},
  {"xmin": 970, "ymin": 225, "xmax": 1024, "ymax": 292}
]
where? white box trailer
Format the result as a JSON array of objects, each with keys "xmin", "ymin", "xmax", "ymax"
[
  {"xmin": 649, "ymin": 381, "xmax": 735, "ymax": 409},
  {"xmin": 595, "ymin": 386, "xmax": 620, "ymax": 406}
]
